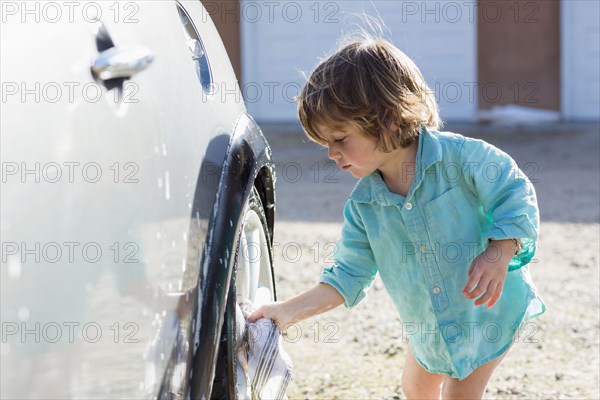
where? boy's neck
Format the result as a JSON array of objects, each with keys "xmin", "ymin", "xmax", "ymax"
[{"xmin": 378, "ymin": 140, "xmax": 419, "ymax": 196}]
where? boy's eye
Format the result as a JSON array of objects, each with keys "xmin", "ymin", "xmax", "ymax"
[{"xmin": 334, "ymin": 137, "xmax": 346, "ymax": 143}]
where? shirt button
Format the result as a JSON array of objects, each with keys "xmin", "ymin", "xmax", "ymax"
[
  {"xmin": 405, "ymin": 202, "xmax": 413, "ymax": 210},
  {"xmin": 432, "ymin": 286, "xmax": 441, "ymax": 294},
  {"xmin": 420, "ymin": 244, "xmax": 427, "ymax": 253}
]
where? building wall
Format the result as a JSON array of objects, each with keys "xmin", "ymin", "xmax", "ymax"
[
  {"xmin": 215, "ymin": 0, "xmax": 599, "ymax": 122},
  {"xmin": 561, "ymin": 0, "xmax": 600, "ymax": 120},
  {"xmin": 241, "ymin": 1, "xmax": 476, "ymax": 122}
]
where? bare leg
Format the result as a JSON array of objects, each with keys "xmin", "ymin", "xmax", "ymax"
[
  {"xmin": 442, "ymin": 347, "xmax": 510, "ymax": 400},
  {"xmin": 401, "ymin": 345, "xmax": 445, "ymax": 400}
]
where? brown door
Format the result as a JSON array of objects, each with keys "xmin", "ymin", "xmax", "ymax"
[
  {"xmin": 478, "ymin": 0, "xmax": 560, "ymax": 111},
  {"xmin": 200, "ymin": 0, "xmax": 242, "ymax": 82}
]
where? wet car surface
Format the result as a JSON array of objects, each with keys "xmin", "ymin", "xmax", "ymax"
[{"xmin": 1, "ymin": 1, "xmax": 276, "ymax": 398}]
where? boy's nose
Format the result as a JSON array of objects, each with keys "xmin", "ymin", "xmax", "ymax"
[{"xmin": 327, "ymin": 145, "xmax": 339, "ymax": 161}]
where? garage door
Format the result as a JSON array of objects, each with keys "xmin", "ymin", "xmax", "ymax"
[{"xmin": 241, "ymin": 1, "xmax": 476, "ymax": 122}]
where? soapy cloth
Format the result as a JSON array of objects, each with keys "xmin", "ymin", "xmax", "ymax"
[{"xmin": 235, "ymin": 301, "xmax": 293, "ymax": 400}]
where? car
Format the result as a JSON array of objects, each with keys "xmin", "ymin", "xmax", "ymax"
[{"xmin": 0, "ymin": 1, "xmax": 277, "ymax": 398}]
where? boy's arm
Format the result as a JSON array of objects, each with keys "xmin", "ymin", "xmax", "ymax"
[
  {"xmin": 460, "ymin": 136, "xmax": 539, "ymax": 270},
  {"xmin": 250, "ymin": 200, "xmax": 376, "ymax": 331},
  {"xmin": 248, "ymin": 283, "xmax": 344, "ymax": 331}
]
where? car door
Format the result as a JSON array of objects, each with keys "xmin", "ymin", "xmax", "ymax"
[{"xmin": 0, "ymin": 1, "xmax": 212, "ymax": 398}]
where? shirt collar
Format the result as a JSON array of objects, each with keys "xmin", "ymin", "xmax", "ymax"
[{"xmin": 349, "ymin": 127, "xmax": 443, "ymax": 205}]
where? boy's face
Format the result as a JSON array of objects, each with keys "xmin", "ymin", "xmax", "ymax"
[{"xmin": 316, "ymin": 123, "xmax": 397, "ymax": 179}]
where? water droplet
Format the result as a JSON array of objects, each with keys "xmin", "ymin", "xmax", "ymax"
[
  {"xmin": 17, "ymin": 307, "xmax": 29, "ymax": 321},
  {"xmin": 8, "ymin": 256, "xmax": 21, "ymax": 280},
  {"xmin": 165, "ymin": 171, "xmax": 171, "ymax": 200},
  {"xmin": 157, "ymin": 177, "xmax": 163, "ymax": 189}
]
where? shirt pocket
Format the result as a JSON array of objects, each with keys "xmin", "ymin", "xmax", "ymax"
[{"xmin": 424, "ymin": 185, "xmax": 482, "ymax": 263}]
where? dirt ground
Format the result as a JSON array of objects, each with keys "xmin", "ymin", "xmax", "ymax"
[{"xmin": 261, "ymin": 122, "xmax": 600, "ymax": 399}]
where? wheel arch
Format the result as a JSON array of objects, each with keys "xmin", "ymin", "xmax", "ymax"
[
  {"xmin": 188, "ymin": 112, "xmax": 275, "ymax": 400},
  {"xmin": 253, "ymin": 164, "xmax": 275, "ymax": 247}
]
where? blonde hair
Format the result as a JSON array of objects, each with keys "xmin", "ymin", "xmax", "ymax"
[{"xmin": 297, "ymin": 37, "xmax": 442, "ymax": 151}]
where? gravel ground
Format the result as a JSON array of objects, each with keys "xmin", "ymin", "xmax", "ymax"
[{"xmin": 261, "ymin": 123, "xmax": 600, "ymax": 399}]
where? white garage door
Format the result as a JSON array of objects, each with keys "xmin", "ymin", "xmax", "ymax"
[
  {"xmin": 562, "ymin": 0, "xmax": 600, "ymax": 120},
  {"xmin": 241, "ymin": 1, "xmax": 476, "ymax": 123}
]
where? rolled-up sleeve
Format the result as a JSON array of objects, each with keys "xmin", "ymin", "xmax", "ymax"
[
  {"xmin": 319, "ymin": 200, "xmax": 378, "ymax": 308},
  {"xmin": 460, "ymin": 137, "xmax": 540, "ymax": 271}
]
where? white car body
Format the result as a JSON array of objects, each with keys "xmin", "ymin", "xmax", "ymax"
[{"xmin": 1, "ymin": 1, "xmax": 274, "ymax": 398}]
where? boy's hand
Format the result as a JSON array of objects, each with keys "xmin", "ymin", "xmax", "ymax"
[
  {"xmin": 248, "ymin": 302, "xmax": 296, "ymax": 332},
  {"xmin": 462, "ymin": 240, "xmax": 514, "ymax": 308},
  {"xmin": 247, "ymin": 283, "xmax": 344, "ymax": 332}
]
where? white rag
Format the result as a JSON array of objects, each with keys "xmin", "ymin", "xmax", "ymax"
[{"xmin": 235, "ymin": 301, "xmax": 293, "ymax": 400}]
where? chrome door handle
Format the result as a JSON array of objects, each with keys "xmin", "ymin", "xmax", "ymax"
[{"xmin": 91, "ymin": 45, "xmax": 155, "ymax": 82}]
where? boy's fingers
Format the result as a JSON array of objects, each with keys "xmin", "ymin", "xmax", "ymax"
[
  {"xmin": 487, "ymin": 284, "xmax": 503, "ymax": 308},
  {"xmin": 462, "ymin": 266, "xmax": 483, "ymax": 295},
  {"xmin": 474, "ymin": 281, "xmax": 496, "ymax": 306},
  {"xmin": 467, "ymin": 259, "xmax": 476, "ymax": 276},
  {"xmin": 465, "ymin": 283, "xmax": 484, "ymax": 300},
  {"xmin": 247, "ymin": 307, "xmax": 264, "ymax": 323},
  {"xmin": 465, "ymin": 273, "xmax": 492, "ymax": 300}
]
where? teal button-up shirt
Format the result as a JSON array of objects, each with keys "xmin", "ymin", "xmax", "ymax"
[{"xmin": 320, "ymin": 128, "xmax": 546, "ymax": 379}]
